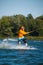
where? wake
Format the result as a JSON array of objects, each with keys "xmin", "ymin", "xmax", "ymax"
[
  {"xmin": 3, "ymin": 38, "xmax": 18, "ymax": 41},
  {"xmin": 0, "ymin": 39, "xmax": 37, "ymax": 50}
]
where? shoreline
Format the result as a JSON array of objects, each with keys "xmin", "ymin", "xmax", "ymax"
[
  {"xmin": 26, "ymin": 36, "xmax": 43, "ymax": 40},
  {"xmin": 0, "ymin": 36, "xmax": 43, "ymax": 40}
]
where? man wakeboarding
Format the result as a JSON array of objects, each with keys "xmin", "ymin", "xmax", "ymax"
[{"xmin": 18, "ymin": 25, "xmax": 29, "ymax": 46}]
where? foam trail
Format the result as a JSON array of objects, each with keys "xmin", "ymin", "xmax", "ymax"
[
  {"xmin": 3, "ymin": 38, "xmax": 18, "ymax": 41},
  {"xmin": 10, "ymin": 45, "xmax": 36, "ymax": 50},
  {"xmin": 0, "ymin": 42, "xmax": 36, "ymax": 50},
  {"xmin": 0, "ymin": 38, "xmax": 37, "ymax": 50}
]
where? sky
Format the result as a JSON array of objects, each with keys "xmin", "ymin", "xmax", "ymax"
[{"xmin": 0, "ymin": 0, "xmax": 43, "ymax": 18}]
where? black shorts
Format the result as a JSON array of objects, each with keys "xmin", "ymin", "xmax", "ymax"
[{"xmin": 18, "ymin": 38, "xmax": 27, "ymax": 43}]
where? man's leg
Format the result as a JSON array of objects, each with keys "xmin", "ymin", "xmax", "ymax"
[
  {"xmin": 22, "ymin": 38, "xmax": 28, "ymax": 46},
  {"xmin": 18, "ymin": 39, "xmax": 21, "ymax": 45}
]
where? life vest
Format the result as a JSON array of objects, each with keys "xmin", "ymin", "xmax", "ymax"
[{"xmin": 18, "ymin": 29, "xmax": 28, "ymax": 38}]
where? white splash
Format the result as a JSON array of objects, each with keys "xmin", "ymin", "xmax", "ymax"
[
  {"xmin": 3, "ymin": 38, "xmax": 18, "ymax": 41},
  {"xmin": 0, "ymin": 42, "xmax": 36, "ymax": 50},
  {"xmin": 0, "ymin": 38, "xmax": 37, "ymax": 50},
  {"xmin": 10, "ymin": 45, "xmax": 36, "ymax": 50}
]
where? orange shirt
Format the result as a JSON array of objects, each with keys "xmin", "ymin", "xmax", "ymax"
[{"xmin": 18, "ymin": 29, "xmax": 28, "ymax": 38}]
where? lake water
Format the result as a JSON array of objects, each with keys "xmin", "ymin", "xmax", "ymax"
[{"xmin": 0, "ymin": 39, "xmax": 43, "ymax": 65}]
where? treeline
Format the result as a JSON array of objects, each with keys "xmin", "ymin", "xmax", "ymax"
[{"xmin": 0, "ymin": 14, "xmax": 43, "ymax": 38}]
